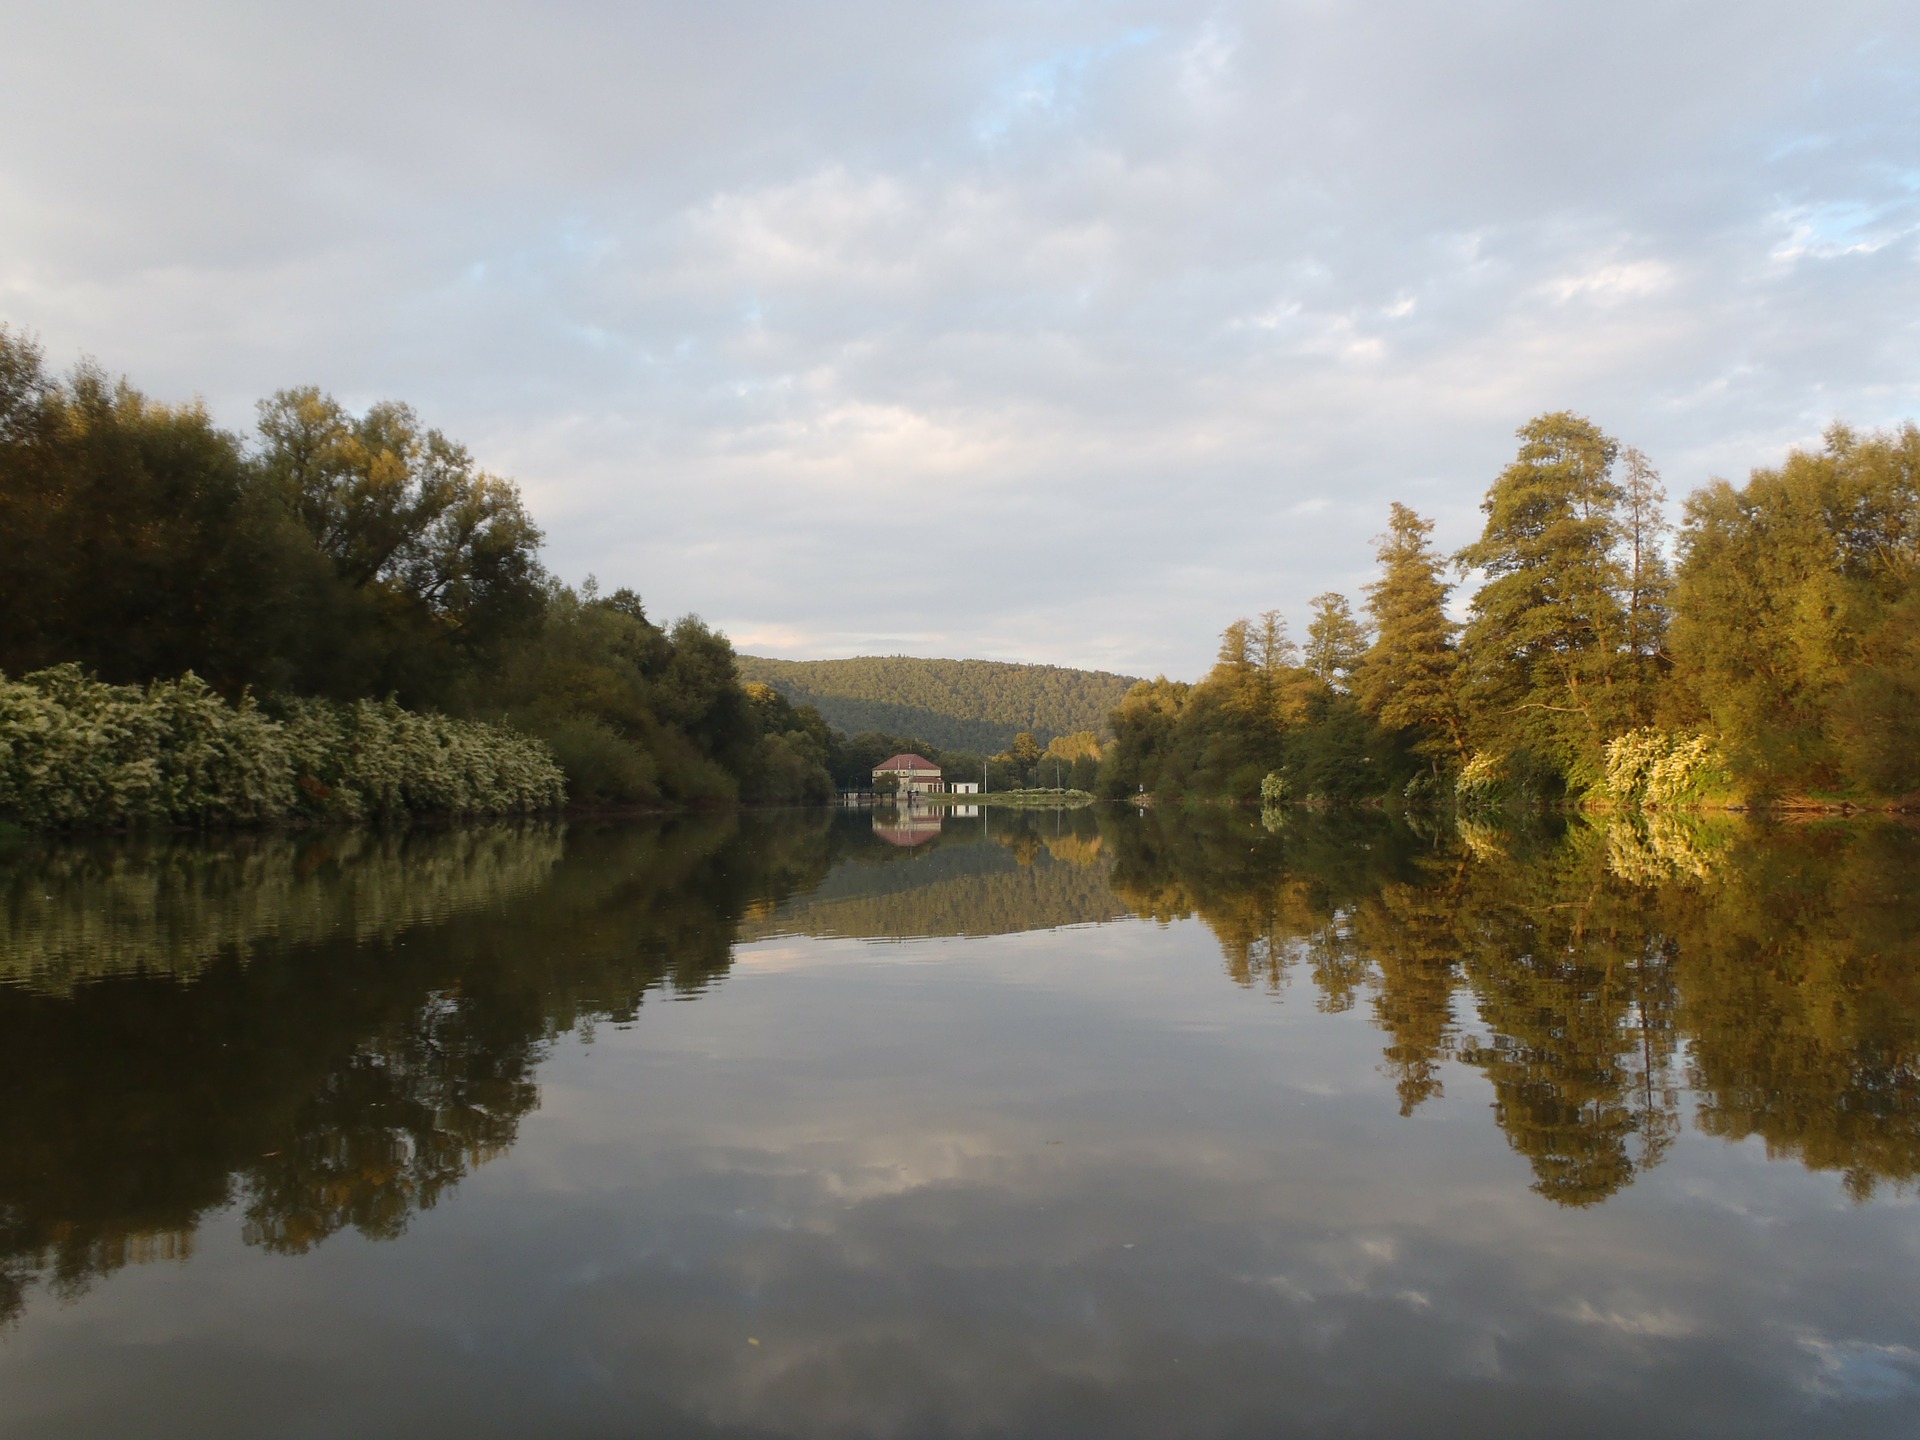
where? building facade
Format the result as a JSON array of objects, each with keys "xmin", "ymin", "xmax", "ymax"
[{"xmin": 873, "ymin": 753, "xmax": 943, "ymax": 796}]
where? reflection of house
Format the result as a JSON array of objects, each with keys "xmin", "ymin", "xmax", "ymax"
[
  {"xmin": 874, "ymin": 753, "xmax": 943, "ymax": 795},
  {"xmin": 873, "ymin": 811, "xmax": 943, "ymax": 846}
]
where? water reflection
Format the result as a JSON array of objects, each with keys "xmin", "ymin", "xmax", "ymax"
[
  {"xmin": 0, "ymin": 814, "xmax": 834, "ymax": 1324},
  {"xmin": 744, "ymin": 806, "xmax": 1125, "ymax": 941},
  {"xmin": 1110, "ymin": 808, "xmax": 1920, "ymax": 1208},
  {"xmin": 1, "ymin": 804, "xmax": 1918, "ymax": 1365}
]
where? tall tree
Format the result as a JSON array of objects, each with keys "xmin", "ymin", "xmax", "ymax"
[
  {"xmin": 1670, "ymin": 422, "xmax": 1920, "ymax": 796},
  {"xmin": 1355, "ymin": 504, "xmax": 1464, "ymax": 762},
  {"xmin": 257, "ymin": 388, "xmax": 547, "ymax": 700},
  {"xmin": 1303, "ymin": 592, "xmax": 1369, "ymax": 691},
  {"xmin": 0, "ymin": 331, "xmax": 332, "ymax": 693},
  {"xmin": 1251, "ymin": 609, "xmax": 1300, "ymax": 722},
  {"xmin": 1618, "ymin": 446, "xmax": 1673, "ymax": 722},
  {"xmin": 1455, "ymin": 412, "xmax": 1630, "ymax": 788}
]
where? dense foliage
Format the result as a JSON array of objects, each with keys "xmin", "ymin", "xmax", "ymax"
[
  {"xmin": 1105, "ymin": 413, "xmax": 1920, "ymax": 808},
  {"xmin": 0, "ymin": 665, "xmax": 564, "ymax": 827},
  {"xmin": 735, "ymin": 654, "xmax": 1139, "ymax": 754},
  {"xmin": 0, "ymin": 329, "xmax": 836, "ymax": 818}
]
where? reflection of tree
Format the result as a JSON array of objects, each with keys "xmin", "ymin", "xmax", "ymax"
[
  {"xmin": 1663, "ymin": 823, "xmax": 1920, "ymax": 1200},
  {"xmin": 1350, "ymin": 863, "xmax": 1469, "ymax": 1115},
  {"xmin": 0, "ymin": 826, "xmax": 567, "ymax": 993},
  {"xmin": 241, "ymin": 990, "xmax": 538, "ymax": 1253},
  {"xmin": 1446, "ymin": 829, "xmax": 1683, "ymax": 1207},
  {"xmin": 4, "ymin": 807, "xmax": 1919, "ymax": 1326},
  {"xmin": 1104, "ymin": 809, "xmax": 1691, "ymax": 1204},
  {"xmin": 1103, "ymin": 808, "xmax": 1406, "ymax": 999},
  {"xmin": 0, "ymin": 812, "xmax": 835, "ymax": 1322}
]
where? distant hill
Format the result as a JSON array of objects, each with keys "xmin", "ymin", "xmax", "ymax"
[{"xmin": 736, "ymin": 655, "xmax": 1141, "ymax": 754}]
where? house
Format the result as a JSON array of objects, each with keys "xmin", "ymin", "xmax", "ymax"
[{"xmin": 874, "ymin": 753, "xmax": 942, "ymax": 795}]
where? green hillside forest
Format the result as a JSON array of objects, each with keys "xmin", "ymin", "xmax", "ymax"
[{"xmin": 736, "ymin": 655, "xmax": 1140, "ymax": 754}]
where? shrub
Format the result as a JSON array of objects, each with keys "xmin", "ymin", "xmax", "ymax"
[
  {"xmin": 0, "ymin": 666, "xmax": 565, "ymax": 829},
  {"xmin": 1603, "ymin": 728, "xmax": 1731, "ymax": 808},
  {"xmin": 1453, "ymin": 751, "xmax": 1508, "ymax": 809}
]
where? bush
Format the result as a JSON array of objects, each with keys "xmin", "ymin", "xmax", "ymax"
[
  {"xmin": 275, "ymin": 696, "xmax": 565, "ymax": 820},
  {"xmin": 1603, "ymin": 728, "xmax": 1732, "ymax": 808},
  {"xmin": 1453, "ymin": 752, "xmax": 1508, "ymax": 809},
  {"xmin": 0, "ymin": 666, "xmax": 565, "ymax": 829}
]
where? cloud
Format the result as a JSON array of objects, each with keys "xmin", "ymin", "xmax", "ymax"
[{"xmin": 4, "ymin": 0, "xmax": 1919, "ymax": 674}]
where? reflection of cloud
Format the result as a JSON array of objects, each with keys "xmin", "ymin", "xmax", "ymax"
[{"xmin": 1800, "ymin": 1336, "xmax": 1920, "ymax": 1402}]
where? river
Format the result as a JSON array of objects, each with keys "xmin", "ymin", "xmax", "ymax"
[{"xmin": 1, "ymin": 806, "xmax": 1916, "ymax": 1437}]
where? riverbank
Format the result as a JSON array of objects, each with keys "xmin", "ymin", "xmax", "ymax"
[{"xmin": 917, "ymin": 788, "xmax": 1098, "ymax": 809}]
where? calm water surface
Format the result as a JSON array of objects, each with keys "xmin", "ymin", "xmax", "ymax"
[{"xmin": 2, "ymin": 806, "xmax": 1917, "ymax": 1438}]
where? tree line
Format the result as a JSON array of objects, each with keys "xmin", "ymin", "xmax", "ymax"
[
  {"xmin": 1101, "ymin": 411, "xmax": 1920, "ymax": 807},
  {"xmin": 0, "ymin": 329, "xmax": 843, "ymax": 811}
]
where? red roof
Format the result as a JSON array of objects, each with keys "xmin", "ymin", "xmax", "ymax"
[{"xmin": 874, "ymin": 753, "xmax": 940, "ymax": 773}]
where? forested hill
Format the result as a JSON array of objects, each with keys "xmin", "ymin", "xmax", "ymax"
[{"xmin": 736, "ymin": 655, "xmax": 1141, "ymax": 753}]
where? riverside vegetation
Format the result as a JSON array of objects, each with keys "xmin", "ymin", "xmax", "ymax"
[
  {"xmin": 7, "ymin": 328, "xmax": 1914, "ymax": 825},
  {"xmin": 1100, "ymin": 413, "xmax": 1920, "ymax": 811},
  {"xmin": 0, "ymin": 329, "xmax": 861, "ymax": 825},
  {"xmin": 0, "ymin": 329, "xmax": 1146, "ymax": 829}
]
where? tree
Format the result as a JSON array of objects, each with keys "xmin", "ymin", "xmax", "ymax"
[
  {"xmin": 1355, "ymin": 504, "xmax": 1464, "ymax": 762},
  {"xmin": 1455, "ymin": 412, "xmax": 1632, "ymax": 789},
  {"xmin": 1303, "ymin": 592, "xmax": 1369, "ymax": 691},
  {"xmin": 1618, "ymin": 446, "xmax": 1673, "ymax": 722},
  {"xmin": 0, "ymin": 332, "xmax": 334, "ymax": 693},
  {"xmin": 256, "ymin": 388, "xmax": 546, "ymax": 700},
  {"xmin": 1010, "ymin": 730, "xmax": 1044, "ymax": 784},
  {"xmin": 1669, "ymin": 422, "xmax": 1920, "ymax": 796}
]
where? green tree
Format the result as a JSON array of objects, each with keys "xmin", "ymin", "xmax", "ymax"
[
  {"xmin": 1303, "ymin": 592, "xmax": 1369, "ymax": 691},
  {"xmin": 1010, "ymin": 730, "xmax": 1044, "ymax": 785},
  {"xmin": 1669, "ymin": 423, "xmax": 1920, "ymax": 796},
  {"xmin": 1355, "ymin": 504, "xmax": 1464, "ymax": 763},
  {"xmin": 0, "ymin": 331, "xmax": 334, "ymax": 694},
  {"xmin": 1455, "ymin": 412, "xmax": 1632, "ymax": 790},
  {"xmin": 256, "ymin": 388, "xmax": 546, "ymax": 702}
]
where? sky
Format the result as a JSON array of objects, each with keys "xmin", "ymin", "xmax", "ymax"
[{"xmin": 5, "ymin": 1, "xmax": 1919, "ymax": 679}]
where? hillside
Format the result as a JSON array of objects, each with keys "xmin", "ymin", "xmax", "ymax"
[{"xmin": 736, "ymin": 655, "xmax": 1141, "ymax": 754}]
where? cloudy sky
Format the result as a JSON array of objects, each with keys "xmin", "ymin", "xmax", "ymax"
[{"xmin": 6, "ymin": 1, "xmax": 1918, "ymax": 677}]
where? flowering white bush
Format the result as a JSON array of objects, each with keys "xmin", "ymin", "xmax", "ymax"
[
  {"xmin": 0, "ymin": 666, "xmax": 565, "ymax": 829},
  {"xmin": 1453, "ymin": 751, "xmax": 1507, "ymax": 808},
  {"xmin": 1603, "ymin": 728, "xmax": 1730, "ymax": 808}
]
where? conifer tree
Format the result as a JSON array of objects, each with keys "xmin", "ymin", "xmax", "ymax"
[
  {"xmin": 1619, "ymin": 446, "xmax": 1673, "ymax": 722},
  {"xmin": 1455, "ymin": 412, "xmax": 1631, "ymax": 787},
  {"xmin": 1355, "ymin": 504, "xmax": 1464, "ymax": 760},
  {"xmin": 1303, "ymin": 592, "xmax": 1369, "ymax": 691}
]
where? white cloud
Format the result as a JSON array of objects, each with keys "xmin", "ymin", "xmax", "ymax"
[{"xmin": 4, "ymin": 0, "xmax": 1919, "ymax": 675}]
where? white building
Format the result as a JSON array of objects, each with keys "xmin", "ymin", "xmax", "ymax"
[{"xmin": 873, "ymin": 753, "xmax": 943, "ymax": 796}]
